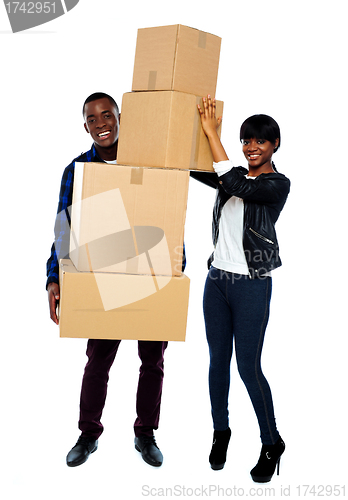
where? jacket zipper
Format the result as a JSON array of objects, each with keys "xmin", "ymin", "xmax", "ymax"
[{"xmin": 249, "ymin": 227, "xmax": 274, "ymax": 245}]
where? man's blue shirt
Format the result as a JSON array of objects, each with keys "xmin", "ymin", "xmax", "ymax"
[{"xmin": 46, "ymin": 144, "xmax": 102, "ymax": 288}]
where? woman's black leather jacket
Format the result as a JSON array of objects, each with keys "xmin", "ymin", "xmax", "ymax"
[{"xmin": 190, "ymin": 165, "xmax": 290, "ymax": 278}]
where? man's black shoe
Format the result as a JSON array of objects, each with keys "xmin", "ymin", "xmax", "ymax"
[
  {"xmin": 66, "ymin": 435, "xmax": 98, "ymax": 467},
  {"xmin": 134, "ymin": 435, "xmax": 163, "ymax": 467}
]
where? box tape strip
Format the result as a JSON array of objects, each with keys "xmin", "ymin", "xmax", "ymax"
[
  {"xmin": 130, "ymin": 167, "xmax": 144, "ymax": 185},
  {"xmin": 148, "ymin": 71, "xmax": 157, "ymax": 90},
  {"xmin": 198, "ymin": 31, "xmax": 207, "ymax": 49}
]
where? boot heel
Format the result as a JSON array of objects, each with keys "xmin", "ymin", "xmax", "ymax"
[
  {"xmin": 276, "ymin": 457, "xmax": 281, "ymax": 475},
  {"xmin": 250, "ymin": 436, "xmax": 285, "ymax": 483},
  {"xmin": 209, "ymin": 428, "xmax": 231, "ymax": 471}
]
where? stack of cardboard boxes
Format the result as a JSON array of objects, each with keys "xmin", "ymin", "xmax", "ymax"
[
  {"xmin": 58, "ymin": 24, "xmax": 222, "ymax": 342},
  {"xmin": 118, "ymin": 24, "xmax": 223, "ymax": 171}
]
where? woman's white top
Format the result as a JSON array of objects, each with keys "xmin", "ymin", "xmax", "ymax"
[{"xmin": 211, "ymin": 160, "xmax": 271, "ymax": 277}]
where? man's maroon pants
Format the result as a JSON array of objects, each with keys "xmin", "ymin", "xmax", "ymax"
[{"xmin": 78, "ymin": 339, "xmax": 168, "ymax": 438}]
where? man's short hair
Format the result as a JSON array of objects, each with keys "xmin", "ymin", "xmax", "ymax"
[{"xmin": 82, "ymin": 92, "xmax": 119, "ymax": 117}]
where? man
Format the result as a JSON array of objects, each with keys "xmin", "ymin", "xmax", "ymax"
[{"xmin": 47, "ymin": 92, "xmax": 166, "ymax": 468}]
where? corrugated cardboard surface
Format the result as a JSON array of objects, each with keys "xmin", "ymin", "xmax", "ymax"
[
  {"xmin": 59, "ymin": 259, "xmax": 190, "ymax": 341},
  {"xmin": 69, "ymin": 163, "xmax": 189, "ymax": 275},
  {"xmin": 117, "ymin": 91, "xmax": 223, "ymax": 171},
  {"xmin": 132, "ymin": 24, "xmax": 221, "ymax": 97}
]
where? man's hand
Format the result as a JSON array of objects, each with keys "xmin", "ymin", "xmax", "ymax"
[{"xmin": 47, "ymin": 282, "xmax": 60, "ymax": 325}]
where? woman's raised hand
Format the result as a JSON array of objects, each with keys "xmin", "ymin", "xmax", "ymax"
[
  {"xmin": 197, "ymin": 95, "xmax": 222, "ymax": 138},
  {"xmin": 197, "ymin": 95, "xmax": 228, "ymax": 163}
]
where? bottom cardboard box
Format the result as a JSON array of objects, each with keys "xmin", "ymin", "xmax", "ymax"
[{"xmin": 58, "ymin": 259, "xmax": 190, "ymax": 341}]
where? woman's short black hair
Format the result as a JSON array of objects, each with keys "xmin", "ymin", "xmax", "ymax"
[
  {"xmin": 240, "ymin": 114, "xmax": 281, "ymax": 152},
  {"xmin": 82, "ymin": 92, "xmax": 119, "ymax": 117}
]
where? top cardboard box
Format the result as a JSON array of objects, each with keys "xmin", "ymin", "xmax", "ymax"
[{"xmin": 132, "ymin": 24, "xmax": 221, "ymax": 97}]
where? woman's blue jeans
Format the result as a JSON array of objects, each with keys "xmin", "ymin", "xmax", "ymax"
[{"xmin": 203, "ymin": 266, "xmax": 280, "ymax": 445}]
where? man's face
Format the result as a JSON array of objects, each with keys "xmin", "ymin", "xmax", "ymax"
[{"xmin": 83, "ymin": 97, "xmax": 119, "ymax": 149}]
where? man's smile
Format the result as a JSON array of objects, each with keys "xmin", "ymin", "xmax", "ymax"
[{"xmin": 97, "ymin": 130, "xmax": 111, "ymax": 138}]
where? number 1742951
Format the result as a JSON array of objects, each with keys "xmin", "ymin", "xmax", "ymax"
[
  {"xmin": 296, "ymin": 485, "xmax": 346, "ymax": 496},
  {"xmin": 5, "ymin": 2, "xmax": 57, "ymax": 14}
]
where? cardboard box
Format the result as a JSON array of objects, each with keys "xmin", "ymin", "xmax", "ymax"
[
  {"xmin": 58, "ymin": 259, "xmax": 190, "ymax": 341},
  {"xmin": 117, "ymin": 91, "xmax": 223, "ymax": 172},
  {"xmin": 69, "ymin": 163, "xmax": 189, "ymax": 276},
  {"xmin": 132, "ymin": 24, "xmax": 221, "ymax": 97}
]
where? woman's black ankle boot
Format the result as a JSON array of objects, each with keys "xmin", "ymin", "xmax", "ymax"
[
  {"xmin": 250, "ymin": 436, "xmax": 285, "ymax": 483},
  {"xmin": 209, "ymin": 427, "xmax": 231, "ymax": 470}
]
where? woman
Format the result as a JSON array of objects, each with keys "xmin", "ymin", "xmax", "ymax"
[{"xmin": 194, "ymin": 95, "xmax": 290, "ymax": 483}]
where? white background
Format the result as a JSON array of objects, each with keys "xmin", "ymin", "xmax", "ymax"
[{"xmin": 1, "ymin": 1, "xmax": 347, "ymax": 498}]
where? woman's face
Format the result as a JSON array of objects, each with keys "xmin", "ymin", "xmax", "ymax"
[{"xmin": 242, "ymin": 138, "xmax": 279, "ymax": 172}]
